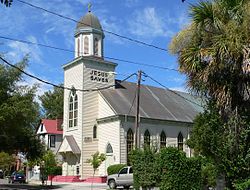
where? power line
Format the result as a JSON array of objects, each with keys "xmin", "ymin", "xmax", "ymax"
[
  {"xmin": 0, "ymin": 36, "xmax": 179, "ymax": 72},
  {"xmin": 143, "ymin": 72, "xmax": 204, "ymax": 108},
  {"xmin": 16, "ymin": 0, "xmax": 168, "ymax": 52},
  {"xmin": 0, "ymin": 56, "xmax": 137, "ymax": 92}
]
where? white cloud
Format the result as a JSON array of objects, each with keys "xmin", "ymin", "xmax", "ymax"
[
  {"xmin": 128, "ymin": 7, "xmax": 174, "ymax": 38},
  {"xmin": 170, "ymin": 86, "xmax": 187, "ymax": 92},
  {"xmin": 6, "ymin": 35, "xmax": 43, "ymax": 64},
  {"xmin": 125, "ymin": 0, "xmax": 139, "ymax": 7}
]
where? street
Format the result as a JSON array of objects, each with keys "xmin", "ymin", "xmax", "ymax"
[{"xmin": 0, "ymin": 178, "xmax": 108, "ymax": 190}]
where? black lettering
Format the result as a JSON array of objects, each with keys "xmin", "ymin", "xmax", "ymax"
[
  {"xmin": 94, "ymin": 71, "xmax": 97, "ymax": 75},
  {"xmin": 90, "ymin": 76, "xmax": 94, "ymax": 80},
  {"xmin": 105, "ymin": 79, "xmax": 108, "ymax": 83}
]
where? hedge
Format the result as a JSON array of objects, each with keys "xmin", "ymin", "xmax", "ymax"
[
  {"xmin": 130, "ymin": 147, "xmax": 202, "ymax": 190},
  {"xmin": 107, "ymin": 164, "xmax": 126, "ymax": 175}
]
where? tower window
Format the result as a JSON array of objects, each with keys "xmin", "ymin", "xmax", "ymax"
[
  {"xmin": 84, "ymin": 36, "xmax": 89, "ymax": 54},
  {"xmin": 68, "ymin": 92, "xmax": 78, "ymax": 128},
  {"xmin": 77, "ymin": 38, "xmax": 80, "ymax": 57},
  {"xmin": 160, "ymin": 131, "xmax": 166, "ymax": 149},
  {"xmin": 144, "ymin": 130, "xmax": 150, "ymax": 147},
  {"xmin": 178, "ymin": 132, "xmax": 184, "ymax": 151},
  {"xmin": 94, "ymin": 38, "xmax": 99, "ymax": 56},
  {"xmin": 106, "ymin": 143, "xmax": 113, "ymax": 154}
]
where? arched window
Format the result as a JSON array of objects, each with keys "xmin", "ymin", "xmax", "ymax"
[
  {"xmin": 84, "ymin": 36, "xmax": 89, "ymax": 54},
  {"xmin": 144, "ymin": 130, "xmax": 150, "ymax": 147},
  {"xmin": 160, "ymin": 131, "xmax": 166, "ymax": 149},
  {"xmin": 106, "ymin": 143, "xmax": 113, "ymax": 154},
  {"xmin": 77, "ymin": 38, "xmax": 80, "ymax": 57},
  {"xmin": 178, "ymin": 132, "xmax": 184, "ymax": 151},
  {"xmin": 93, "ymin": 125, "xmax": 97, "ymax": 139},
  {"xmin": 94, "ymin": 38, "xmax": 98, "ymax": 56},
  {"xmin": 68, "ymin": 92, "xmax": 78, "ymax": 128},
  {"xmin": 127, "ymin": 129, "xmax": 133, "ymax": 164}
]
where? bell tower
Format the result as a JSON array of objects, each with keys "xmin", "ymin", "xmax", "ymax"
[{"xmin": 74, "ymin": 5, "xmax": 104, "ymax": 58}]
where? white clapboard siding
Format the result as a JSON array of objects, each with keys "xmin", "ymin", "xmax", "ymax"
[{"xmin": 98, "ymin": 120, "xmax": 120, "ymax": 176}]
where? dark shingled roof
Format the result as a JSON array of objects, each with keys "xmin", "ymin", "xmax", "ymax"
[
  {"xmin": 100, "ymin": 81, "xmax": 203, "ymax": 123},
  {"xmin": 76, "ymin": 12, "xmax": 102, "ymax": 31}
]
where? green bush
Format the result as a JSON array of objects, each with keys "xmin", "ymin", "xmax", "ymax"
[
  {"xmin": 130, "ymin": 147, "xmax": 202, "ymax": 190},
  {"xmin": 107, "ymin": 164, "xmax": 126, "ymax": 175},
  {"xmin": 52, "ymin": 166, "xmax": 62, "ymax": 175},
  {"xmin": 159, "ymin": 147, "xmax": 202, "ymax": 190},
  {"xmin": 130, "ymin": 147, "xmax": 161, "ymax": 190},
  {"xmin": 233, "ymin": 179, "xmax": 250, "ymax": 190}
]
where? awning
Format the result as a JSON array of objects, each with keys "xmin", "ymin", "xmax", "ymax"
[{"xmin": 58, "ymin": 135, "xmax": 81, "ymax": 154}]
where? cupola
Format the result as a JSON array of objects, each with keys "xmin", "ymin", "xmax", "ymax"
[{"xmin": 74, "ymin": 5, "xmax": 104, "ymax": 58}]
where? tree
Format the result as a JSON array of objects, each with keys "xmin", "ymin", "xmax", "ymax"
[
  {"xmin": 0, "ymin": 56, "xmax": 44, "ymax": 160},
  {"xmin": 39, "ymin": 86, "xmax": 64, "ymax": 119},
  {"xmin": 169, "ymin": 0, "xmax": 250, "ymax": 189},
  {"xmin": 0, "ymin": 152, "xmax": 15, "ymax": 176},
  {"xmin": 0, "ymin": 0, "xmax": 12, "ymax": 7},
  {"xmin": 42, "ymin": 150, "xmax": 61, "ymax": 186},
  {"xmin": 86, "ymin": 151, "xmax": 106, "ymax": 190}
]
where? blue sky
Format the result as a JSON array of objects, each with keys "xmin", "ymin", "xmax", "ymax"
[{"xmin": 0, "ymin": 0, "xmax": 198, "ymax": 97}]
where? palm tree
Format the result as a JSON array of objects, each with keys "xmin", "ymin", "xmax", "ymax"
[
  {"xmin": 169, "ymin": 0, "xmax": 250, "ymax": 189},
  {"xmin": 169, "ymin": 0, "xmax": 250, "ymax": 117}
]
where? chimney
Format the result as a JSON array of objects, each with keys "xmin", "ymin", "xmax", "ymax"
[{"xmin": 56, "ymin": 118, "xmax": 63, "ymax": 131}]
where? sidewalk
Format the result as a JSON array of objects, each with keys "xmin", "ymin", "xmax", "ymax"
[{"xmin": 28, "ymin": 180, "xmax": 108, "ymax": 189}]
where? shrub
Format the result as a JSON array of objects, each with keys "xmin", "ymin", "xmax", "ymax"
[
  {"xmin": 130, "ymin": 147, "xmax": 161, "ymax": 190},
  {"xmin": 159, "ymin": 147, "xmax": 202, "ymax": 190},
  {"xmin": 233, "ymin": 179, "xmax": 250, "ymax": 190},
  {"xmin": 107, "ymin": 164, "xmax": 126, "ymax": 175}
]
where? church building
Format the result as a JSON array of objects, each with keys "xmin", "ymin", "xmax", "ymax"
[{"xmin": 58, "ymin": 9, "xmax": 202, "ymax": 178}]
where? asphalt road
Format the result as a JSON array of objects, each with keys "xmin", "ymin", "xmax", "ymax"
[{"xmin": 0, "ymin": 178, "xmax": 108, "ymax": 190}]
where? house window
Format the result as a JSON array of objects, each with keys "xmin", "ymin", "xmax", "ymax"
[
  {"xmin": 106, "ymin": 143, "xmax": 113, "ymax": 154},
  {"xmin": 69, "ymin": 92, "xmax": 78, "ymax": 128},
  {"xmin": 160, "ymin": 131, "xmax": 166, "ymax": 149},
  {"xmin": 94, "ymin": 38, "xmax": 98, "ymax": 56},
  {"xmin": 93, "ymin": 125, "xmax": 97, "ymax": 139},
  {"xmin": 84, "ymin": 36, "xmax": 89, "ymax": 54},
  {"xmin": 127, "ymin": 129, "xmax": 133, "ymax": 164},
  {"xmin": 178, "ymin": 132, "xmax": 184, "ymax": 151},
  {"xmin": 50, "ymin": 135, "xmax": 55, "ymax": 148},
  {"xmin": 144, "ymin": 130, "xmax": 150, "ymax": 147}
]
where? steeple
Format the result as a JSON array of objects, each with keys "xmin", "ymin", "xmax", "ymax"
[{"xmin": 74, "ymin": 5, "xmax": 104, "ymax": 59}]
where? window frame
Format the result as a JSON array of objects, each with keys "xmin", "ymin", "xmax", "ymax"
[
  {"xmin": 177, "ymin": 132, "xmax": 184, "ymax": 151},
  {"xmin": 127, "ymin": 128, "xmax": 134, "ymax": 165},
  {"xmin": 160, "ymin": 131, "xmax": 166, "ymax": 149},
  {"xmin": 68, "ymin": 92, "xmax": 78, "ymax": 128},
  {"xmin": 50, "ymin": 135, "xmax": 56, "ymax": 148},
  {"xmin": 144, "ymin": 130, "xmax": 150, "ymax": 147}
]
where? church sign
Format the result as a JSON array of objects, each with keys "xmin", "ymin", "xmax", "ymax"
[{"xmin": 90, "ymin": 70, "xmax": 109, "ymax": 83}]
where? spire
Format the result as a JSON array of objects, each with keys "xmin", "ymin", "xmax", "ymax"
[{"xmin": 88, "ymin": 2, "xmax": 92, "ymax": 12}]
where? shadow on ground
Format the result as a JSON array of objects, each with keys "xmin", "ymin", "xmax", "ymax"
[{"xmin": 0, "ymin": 183, "xmax": 67, "ymax": 189}]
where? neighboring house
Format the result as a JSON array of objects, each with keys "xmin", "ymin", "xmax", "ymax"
[
  {"xmin": 37, "ymin": 119, "xmax": 63, "ymax": 158},
  {"xmin": 58, "ymin": 10, "xmax": 203, "ymax": 179}
]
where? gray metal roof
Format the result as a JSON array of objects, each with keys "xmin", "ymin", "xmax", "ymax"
[
  {"xmin": 65, "ymin": 135, "xmax": 81, "ymax": 154},
  {"xmin": 100, "ymin": 81, "xmax": 203, "ymax": 123},
  {"xmin": 76, "ymin": 12, "xmax": 102, "ymax": 31}
]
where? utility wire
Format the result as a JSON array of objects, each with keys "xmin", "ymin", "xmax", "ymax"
[
  {"xmin": 0, "ymin": 36, "xmax": 179, "ymax": 72},
  {"xmin": 143, "ymin": 72, "xmax": 204, "ymax": 108},
  {"xmin": 16, "ymin": 0, "xmax": 167, "ymax": 52},
  {"xmin": 128, "ymin": 89, "xmax": 137, "ymax": 115},
  {"xmin": 0, "ymin": 56, "xmax": 137, "ymax": 92}
]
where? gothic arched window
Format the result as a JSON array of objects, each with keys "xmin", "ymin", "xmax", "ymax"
[
  {"xmin": 178, "ymin": 132, "xmax": 184, "ymax": 151},
  {"xmin": 84, "ymin": 36, "xmax": 89, "ymax": 54},
  {"xmin": 68, "ymin": 92, "xmax": 78, "ymax": 128},
  {"xmin": 144, "ymin": 130, "xmax": 150, "ymax": 147},
  {"xmin": 160, "ymin": 131, "xmax": 166, "ymax": 148},
  {"xmin": 93, "ymin": 125, "xmax": 97, "ymax": 139},
  {"xmin": 127, "ymin": 129, "xmax": 133, "ymax": 164},
  {"xmin": 106, "ymin": 143, "xmax": 113, "ymax": 154},
  {"xmin": 94, "ymin": 38, "xmax": 99, "ymax": 56}
]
